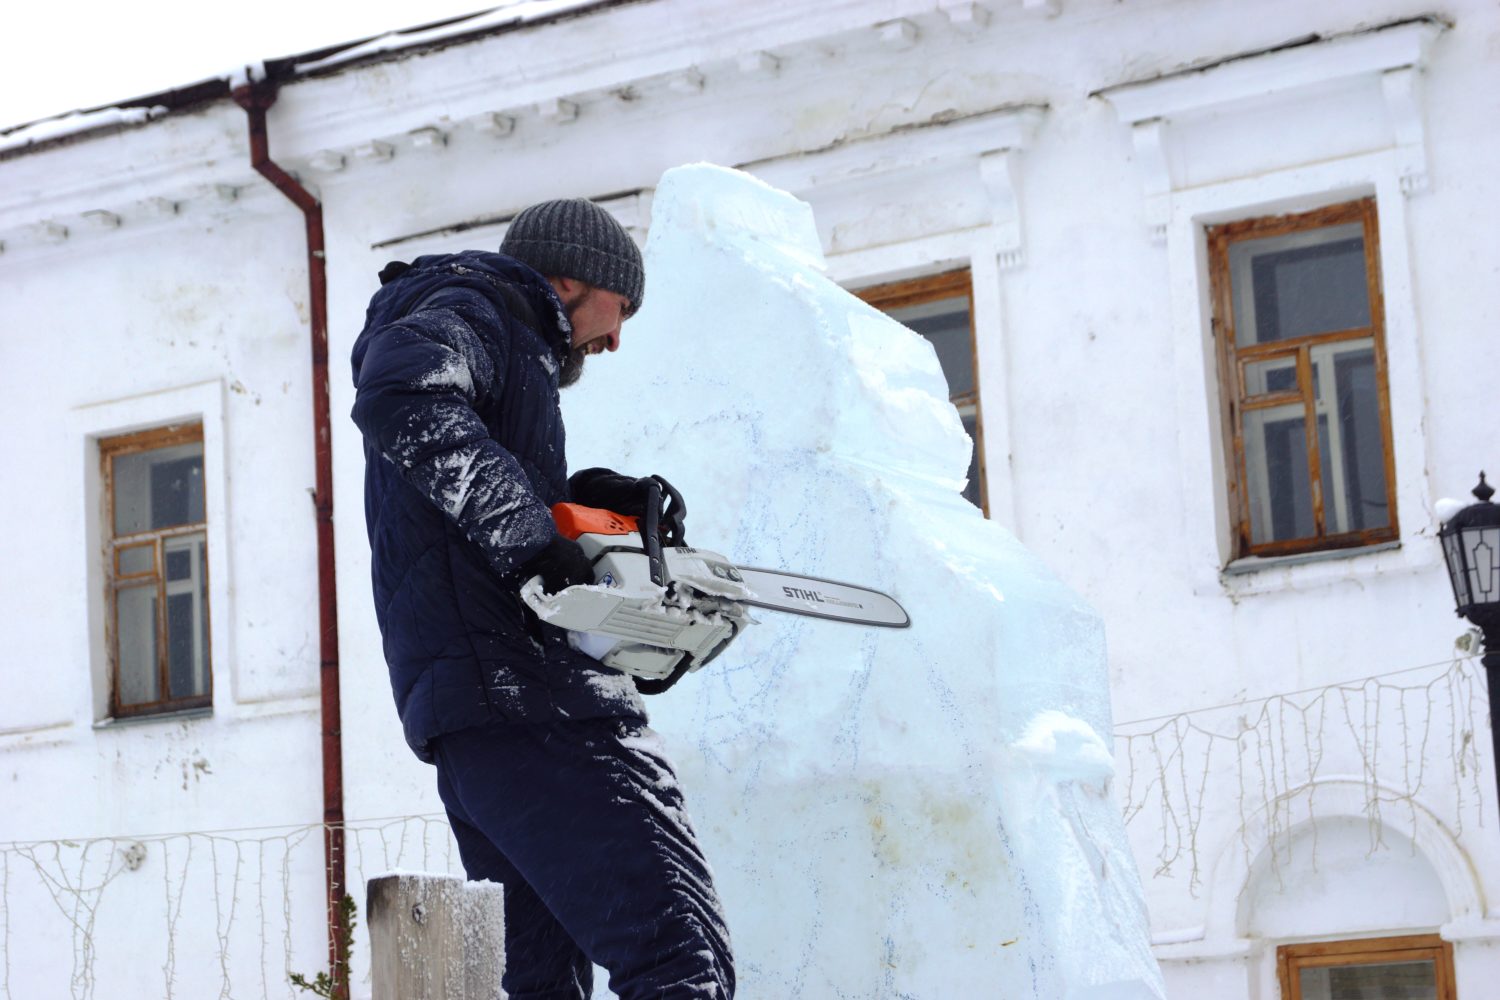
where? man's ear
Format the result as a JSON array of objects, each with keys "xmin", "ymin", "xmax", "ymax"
[{"xmin": 547, "ymin": 275, "xmax": 581, "ymax": 300}]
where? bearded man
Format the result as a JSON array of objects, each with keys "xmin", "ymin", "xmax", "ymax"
[{"xmin": 351, "ymin": 198, "xmax": 734, "ymax": 999}]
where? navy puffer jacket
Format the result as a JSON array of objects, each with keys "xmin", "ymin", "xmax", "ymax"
[{"xmin": 351, "ymin": 251, "xmax": 645, "ymax": 761}]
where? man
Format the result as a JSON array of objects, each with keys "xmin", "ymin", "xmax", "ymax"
[{"xmin": 350, "ymin": 198, "xmax": 734, "ymax": 999}]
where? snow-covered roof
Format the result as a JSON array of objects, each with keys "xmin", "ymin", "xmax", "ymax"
[
  {"xmin": 290, "ymin": 0, "xmax": 612, "ymax": 77},
  {"xmin": 0, "ymin": 0, "xmax": 615, "ymax": 157},
  {"xmin": 0, "ymin": 107, "xmax": 168, "ymax": 156}
]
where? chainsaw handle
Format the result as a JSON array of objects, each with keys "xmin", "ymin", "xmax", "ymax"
[
  {"xmin": 634, "ymin": 657, "xmax": 691, "ymax": 696},
  {"xmin": 652, "ymin": 475, "xmax": 687, "ymax": 546},
  {"xmin": 643, "ymin": 480, "xmax": 665, "ymax": 587}
]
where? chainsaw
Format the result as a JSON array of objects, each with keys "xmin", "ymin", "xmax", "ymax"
[{"xmin": 521, "ymin": 479, "xmax": 909, "ymax": 694}]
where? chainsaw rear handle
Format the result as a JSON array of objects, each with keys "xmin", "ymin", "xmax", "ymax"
[
  {"xmin": 634, "ymin": 658, "xmax": 691, "ymax": 695},
  {"xmin": 639, "ymin": 476, "xmax": 688, "ymax": 586},
  {"xmin": 631, "ymin": 478, "xmax": 692, "ymax": 695},
  {"xmin": 651, "ymin": 475, "xmax": 686, "ymax": 546},
  {"xmin": 643, "ymin": 480, "xmax": 665, "ymax": 587}
]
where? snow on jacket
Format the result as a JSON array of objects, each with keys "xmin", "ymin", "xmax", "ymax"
[{"xmin": 351, "ymin": 250, "xmax": 645, "ymax": 761}]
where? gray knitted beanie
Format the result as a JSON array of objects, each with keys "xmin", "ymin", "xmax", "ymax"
[{"xmin": 501, "ymin": 199, "xmax": 644, "ymax": 312}]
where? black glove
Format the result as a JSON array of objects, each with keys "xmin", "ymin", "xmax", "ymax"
[
  {"xmin": 568, "ymin": 468, "xmax": 658, "ymax": 517},
  {"xmin": 521, "ymin": 535, "xmax": 594, "ymax": 594}
]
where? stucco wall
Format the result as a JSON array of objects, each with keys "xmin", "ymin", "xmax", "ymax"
[{"xmin": 2, "ymin": 0, "xmax": 1498, "ymax": 995}]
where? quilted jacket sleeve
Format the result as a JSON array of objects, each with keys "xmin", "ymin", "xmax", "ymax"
[{"xmin": 351, "ymin": 295, "xmax": 555, "ymax": 578}]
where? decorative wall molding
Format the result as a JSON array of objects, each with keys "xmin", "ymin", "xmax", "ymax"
[
  {"xmin": 978, "ymin": 148, "xmax": 1025, "ymax": 269},
  {"xmin": 464, "ymin": 112, "xmax": 515, "ymax": 138},
  {"xmin": 1099, "ymin": 19, "xmax": 1444, "ymax": 121},
  {"xmin": 0, "ymin": 181, "xmax": 278, "ymax": 259},
  {"xmin": 878, "ymin": 19, "xmax": 920, "ymax": 49},
  {"xmin": 1126, "ymin": 119, "xmax": 1171, "ymax": 243},
  {"xmin": 354, "ymin": 140, "xmax": 395, "ymax": 164},
  {"xmin": 938, "ymin": 1, "xmax": 991, "ymax": 30},
  {"xmin": 737, "ymin": 51, "xmax": 781, "ymax": 75},
  {"xmin": 308, "ymin": 150, "xmax": 346, "ymax": 173},
  {"xmin": 749, "ymin": 107, "xmax": 1041, "ymax": 191},
  {"xmin": 1097, "ymin": 17, "xmax": 1448, "ymax": 240},
  {"xmin": 81, "ymin": 210, "xmax": 121, "ymax": 230},
  {"xmin": 536, "ymin": 97, "xmax": 580, "ymax": 124},
  {"xmin": 668, "ymin": 68, "xmax": 706, "ymax": 94},
  {"xmin": 35, "ymin": 221, "xmax": 69, "ymax": 244},
  {"xmin": 598, "ymin": 189, "xmax": 654, "ymax": 242},
  {"xmin": 0, "ymin": 0, "xmax": 1010, "ymax": 254},
  {"xmin": 1215, "ymin": 778, "xmax": 1482, "ymax": 945},
  {"xmin": 749, "ymin": 105, "xmax": 1045, "ymax": 264},
  {"xmin": 1381, "ymin": 65, "xmax": 1429, "ymax": 194},
  {"xmin": 271, "ymin": 0, "xmax": 996, "ymax": 156},
  {"xmin": 371, "ymin": 186, "xmax": 654, "ymax": 255},
  {"xmin": 405, "ymin": 126, "xmax": 448, "ymax": 150}
]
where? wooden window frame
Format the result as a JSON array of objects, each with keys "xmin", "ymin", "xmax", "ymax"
[
  {"xmin": 1208, "ymin": 198, "xmax": 1400, "ymax": 559},
  {"xmin": 100, "ymin": 422, "xmax": 213, "ymax": 719},
  {"xmin": 855, "ymin": 269, "xmax": 989, "ymax": 516},
  {"xmin": 1277, "ymin": 933, "xmax": 1456, "ymax": 1000}
]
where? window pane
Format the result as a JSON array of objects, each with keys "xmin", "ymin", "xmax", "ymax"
[
  {"xmin": 164, "ymin": 534, "xmax": 209, "ymax": 700},
  {"xmin": 1244, "ymin": 404, "xmax": 1311, "ymax": 545},
  {"xmin": 116, "ymin": 584, "xmax": 159, "ymax": 706},
  {"xmin": 113, "ymin": 442, "xmax": 205, "ymax": 535},
  {"xmin": 1229, "ymin": 222, "xmax": 1370, "ymax": 347},
  {"xmin": 1311, "ymin": 340, "xmax": 1391, "ymax": 535},
  {"xmin": 1464, "ymin": 526, "xmax": 1500, "ymax": 605},
  {"xmin": 1444, "ymin": 533, "xmax": 1472, "ymax": 606},
  {"xmin": 1298, "ymin": 958, "xmax": 1436, "ymax": 1000},
  {"xmin": 165, "ymin": 547, "xmax": 192, "ymax": 581},
  {"xmin": 1243, "ymin": 355, "xmax": 1299, "ymax": 397},
  {"xmin": 886, "ymin": 294, "xmax": 975, "ymax": 400},
  {"xmin": 117, "ymin": 543, "xmax": 154, "ymax": 577},
  {"xmin": 958, "ymin": 405, "xmax": 981, "ymax": 509}
]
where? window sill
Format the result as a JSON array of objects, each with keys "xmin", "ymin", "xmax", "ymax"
[
  {"xmin": 94, "ymin": 706, "xmax": 213, "ymax": 730},
  {"xmin": 1222, "ymin": 540, "xmax": 1401, "ymax": 576},
  {"xmin": 1210, "ymin": 536, "xmax": 1439, "ymax": 599}
]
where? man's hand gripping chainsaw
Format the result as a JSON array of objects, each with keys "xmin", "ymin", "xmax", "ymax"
[{"xmin": 520, "ymin": 479, "xmax": 910, "ymax": 694}]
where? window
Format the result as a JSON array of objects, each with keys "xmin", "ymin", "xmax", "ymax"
[
  {"xmin": 1208, "ymin": 199, "xmax": 1398, "ymax": 559},
  {"xmin": 857, "ymin": 270, "xmax": 987, "ymax": 513},
  {"xmin": 1277, "ymin": 934, "xmax": 1455, "ymax": 1000},
  {"xmin": 100, "ymin": 423, "xmax": 212, "ymax": 718}
]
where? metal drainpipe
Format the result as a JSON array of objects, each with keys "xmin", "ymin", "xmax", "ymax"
[{"xmin": 230, "ymin": 81, "xmax": 347, "ymax": 997}]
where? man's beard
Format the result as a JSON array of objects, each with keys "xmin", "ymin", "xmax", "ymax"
[
  {"xmin": 559, "ymin": 345, "xmax": 587, "ymax": 388},
  {"xmin": 557, "ymin": 286, "xmax": 593, "ymax": 389}
]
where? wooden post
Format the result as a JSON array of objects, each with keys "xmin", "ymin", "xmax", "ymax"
[{"xmin": 367, "ymin": 873, "xmax": 505, "ymax": 999}]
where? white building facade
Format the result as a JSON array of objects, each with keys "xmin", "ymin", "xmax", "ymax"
[{"xmin": 1, "ymin": 0, "xmax": 1496, "ymax": 997}]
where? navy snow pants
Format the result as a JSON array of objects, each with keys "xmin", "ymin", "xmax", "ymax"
[{"xmin": 433, "ymin": 717, "xmax": 735, "ymax": 1000}]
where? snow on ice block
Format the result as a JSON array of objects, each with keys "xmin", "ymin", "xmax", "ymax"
[{"xmin": 565, "ymin": 163, "xmax": 1163, "ymax": 999}]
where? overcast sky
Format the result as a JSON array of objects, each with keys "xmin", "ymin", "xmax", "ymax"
[{"xmin": 0, "ymin": 1, "xmax": 499, "ymax": 131}]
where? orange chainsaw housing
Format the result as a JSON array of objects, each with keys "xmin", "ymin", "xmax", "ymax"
[{"xmin": 551, "ymin": 503, "xmax": 640, "ymax": 540}]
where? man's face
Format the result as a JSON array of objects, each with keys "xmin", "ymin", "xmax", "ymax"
[
  {"xmin": 552, "ymin": 279, "xmax": 633, "ymax": 387},
  {"xmin": 567, "ymin": 285, "xmax": 632, "ymax": 355}
]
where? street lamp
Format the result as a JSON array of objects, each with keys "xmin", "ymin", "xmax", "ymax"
[
  {"xmin": 1440, "ymin": 472, "xmax": 1500, "ymax": 818},
  {"xmin": 1441, "ymin": 473, "xmax": 1500, "ymax": 666}
]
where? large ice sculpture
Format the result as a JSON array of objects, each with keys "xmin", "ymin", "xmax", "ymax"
[{"xmin": 565, "ymin": 164, "xmax": 1164, "ymax": 999}]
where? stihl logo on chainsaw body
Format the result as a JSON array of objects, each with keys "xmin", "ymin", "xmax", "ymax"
[{"xmin": 782, "ymin": 585, "xmax": 863, "ymax": 609}]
